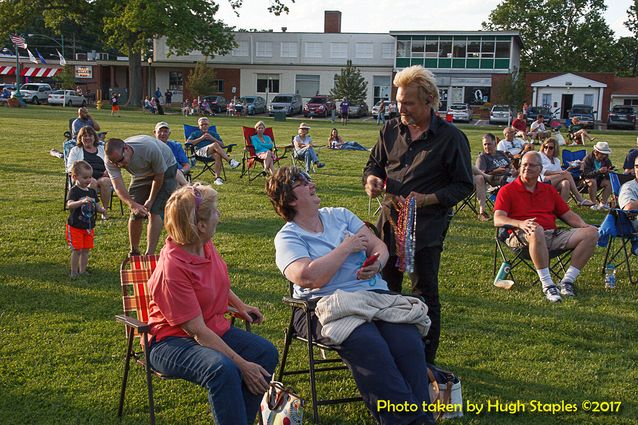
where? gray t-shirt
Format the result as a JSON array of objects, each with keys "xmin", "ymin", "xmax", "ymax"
[
  {"xmin": 106, "ymin": 135, "xmax": 176, "ymax": 180},
  {"xmin": 619, "ymin": 179, "xmax": 638, "ymax": 211},
  {"xmin": 476, "ymin": 151, "xmax": 511, "ymax": 174}
]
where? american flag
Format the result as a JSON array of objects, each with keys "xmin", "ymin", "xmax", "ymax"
[{"xmin": 10, "ymin": 35, "xmax": 26, "ymax": 48}]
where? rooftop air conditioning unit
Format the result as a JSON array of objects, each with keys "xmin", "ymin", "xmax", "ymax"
[
  {"xmin": 75, "ymin": 53, "xmax": 87, "ymax": 60},
  {"xmin": 96, "ymin": 53, "xmax": 109, "ymax": 61}
]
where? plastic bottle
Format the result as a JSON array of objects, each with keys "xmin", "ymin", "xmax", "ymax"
[
  {"xmin": 604, "ymin": 264, "xmax": 616, "ymax": 289},
  {"xmin": 494, "ymin": 262, "xmax": 510, "ymax": 282}
]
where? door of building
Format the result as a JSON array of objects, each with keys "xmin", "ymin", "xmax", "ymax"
[
  {"xmin": 439, "ymin": 88, "xmax": 448, "ymax": 112},
  {"xmin": 561, "ymin": 94, "xmax": 573, "ymax": 119}
]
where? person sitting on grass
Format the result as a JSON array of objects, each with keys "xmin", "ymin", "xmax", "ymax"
[
  {"xmin": 66, "ymin": 160, "xmax": 106, "ymax": 278},
  {"xmin": 528, "ymin": 114, "xmax": 549, "ymax": 143},
  {"xmin": 327, "ymin": 128, "xmax": 368, "ymax": 151},
  {"xmin": 581, "ymin": 142, "xmax": 614, "ymax": 211},
  {"xmin": 147, "ymin": 183, "xmax": 278, "ymax": 425},
  {"xmin": 293, "ymin": 122, "xmax": 324, "ymax": 173},
  {"xmin": 539, "ymin": 138, "xmax": 593, "ymax": 206},
  {"xmin": 494, "ymin": 151, "xmax": 599, "ymax": 303},
  {"xmin": 250, "ymin": 120, "xmax": 275, "ymax": 175},
  {"xmin": 186, "ymin": 117, "xmax": 240, "ymax": 186},
  {"xmin": 266, "ymin": 167, "xmax": 435, "ymax": 425},
  {"xmin": 568, "ymin": 117, "xmax": 595, "ymax": 146}
]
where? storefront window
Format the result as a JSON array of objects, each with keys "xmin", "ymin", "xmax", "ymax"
[{"xmin": 169, "ymin": 72, "xmax": 183, "ymax": 91}]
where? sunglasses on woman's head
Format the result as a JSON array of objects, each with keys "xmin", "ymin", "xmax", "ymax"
[{"xmin": 290, "ymin": 171, "xmax": 312, "ymax": 187}]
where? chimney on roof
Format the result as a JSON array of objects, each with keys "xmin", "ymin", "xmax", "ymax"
[{"xmin": 324, "ymin": 11, "xmax": 341, "ymax": 33}]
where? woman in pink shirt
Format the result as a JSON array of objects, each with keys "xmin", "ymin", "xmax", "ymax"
[{"xmin": 147, "ymin": 183, "xmax": 278, "ymax": 425}]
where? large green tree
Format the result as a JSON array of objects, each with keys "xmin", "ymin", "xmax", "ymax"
[
  {"xmin": 330, "ymin": 60, "xmax": 368, "ymax": 104},
  {"xmin": 483, "ymin": 0, "xmax": 616, "ymax": 72},
  {"xmin": 619, "ymin": 0, "xmax": 638, "ymax": 76},
  {"xmin": 0, "ymin": 0, "xmax": 293, "ymax": 106}
]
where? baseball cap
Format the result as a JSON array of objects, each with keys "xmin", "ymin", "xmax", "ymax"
[{"xmin": 154, "ymin": 121, "xmax": 170, "ymax": 132}]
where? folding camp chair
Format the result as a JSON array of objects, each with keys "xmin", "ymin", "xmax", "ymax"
[
  {"xmin": 597, "ymin": 173, "xmax": 638, "ymax": 285},
  {"xmin": 240, "ymin": 126, "xmax": 287, "ymax": 181},
  {"xmin": 277, "ymin": 282, "xmax": 362, "ymax": 424},
  {"xmin": 561, "ymin": 148, "xmax": 586, "ymax": 183},
  {"xmin": 183, "ymin": 124, "xmax": 236, "ymax": 181},
  {"xmin": 116, "ymin": 255, "xmax": 251, "ymax": 424},
  {"xmin": 493, "ymin": 226, "xmax": 573, "ymax": 286}
]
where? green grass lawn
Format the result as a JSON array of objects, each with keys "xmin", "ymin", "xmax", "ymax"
[{"xmin": 1, "ymin": 105, "xmax": 637, "ymax": 425}]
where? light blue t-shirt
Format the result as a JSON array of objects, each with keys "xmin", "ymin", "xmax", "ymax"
[{"xmin": 275, "ymin": 207, "xmax": 388, "ymax": 299}]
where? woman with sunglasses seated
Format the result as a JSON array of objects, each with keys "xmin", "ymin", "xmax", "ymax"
[
  {"xmin": 539, "ymin": 138, "xmax": 593, "ymax": 206},
  {"xmin": 266, "ymin": 167, "xmax": 435, "ymax": 425},
  {"xmin": 147, "ymin": 184, "xmax": 278, "ymax": 425}
]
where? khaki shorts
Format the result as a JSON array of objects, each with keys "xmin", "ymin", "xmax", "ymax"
[
  {"xmin": 128, "ymin": 164, "xmax": 178, "ymax": 219},
  {"xmin": 507, "ymin": 228, "xmax": 575, "ymax": 251}
]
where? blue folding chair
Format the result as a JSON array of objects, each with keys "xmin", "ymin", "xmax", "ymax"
[
  {"xmin": 183, "ymin": 124, "xmax": 236, "ymax": 181},
  {"xmin": 598, "ymin": 172, "xmax": 638, "ymax": 285},
  {"xmin": 561, "ymin": 148, "xmax": 586, "ymax": 182}
]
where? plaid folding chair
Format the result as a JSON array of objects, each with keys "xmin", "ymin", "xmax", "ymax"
[
  {"xmin": 116, "ymin": 255, "xmax": 251, "ymax": 424},
  {"xmin": 183, "ymin": 124, "xmax": 236, "ymax": 181},
  {"xmin": 240, "ymin": 126, "xmax": 287, "ymax": 181}
]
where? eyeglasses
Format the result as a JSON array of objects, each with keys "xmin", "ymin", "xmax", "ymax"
[
  {"xmin": 111, "ymin": 149, "xmax": 126, "ymax": 167},
  {"xmin": 290, "ymin": 170, "xmax": 312, "ymax": 188}
]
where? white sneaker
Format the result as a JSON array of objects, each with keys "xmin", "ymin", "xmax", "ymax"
[
  {"xmin": 543, "ymin": 285, "xmax": 562, "ymax": 303},
  {"xmin": 214, "ymin": 177, "xmax": 224, "ymax": 185},
  {"xmin": 229, "ymin": 159, "xmax": 240, "ymax": 169}
]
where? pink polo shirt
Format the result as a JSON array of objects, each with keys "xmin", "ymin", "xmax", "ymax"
[{"xmin": 147, "ymin": 237, "xmax": 231, "ymax": 343}]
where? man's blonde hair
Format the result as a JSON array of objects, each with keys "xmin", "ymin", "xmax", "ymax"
[
  {"xmin": 164, "ymin": 183, "xmax": 218, "ymax": 245},
  {"xmin": 393, "ymin": 65, "xmax": 440, "ymax": 109}
]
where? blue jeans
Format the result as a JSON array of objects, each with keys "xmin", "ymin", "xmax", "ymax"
[
  {"xmin": 294, "ymin": 146, "xmax": 319, "ymax": 172},
  {"xmin": 149, "ymin": 327, "xmax": 278, "ymax": 425}
]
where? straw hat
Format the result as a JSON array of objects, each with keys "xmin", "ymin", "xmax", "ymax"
[
  {"xmin": 593, "ymin": 141, "xmax": 612, "ymax": 155},
  {"xmin": 154, "ymin": 121, "xmax": 170, "ymax": 132},
  {"xmin": 298, "ymin": 122, "xmax": 311, "ymax": 130}
]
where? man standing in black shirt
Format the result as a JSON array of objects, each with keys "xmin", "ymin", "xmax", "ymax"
[{"xmin": 363, "ymin": 65, "xmax": 473, "ymax": 363}]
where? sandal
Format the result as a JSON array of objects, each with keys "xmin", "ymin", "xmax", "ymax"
[
  {"xmin": 477, "ymin": 211, "xmax": 491, "ymax": 222},
  {"xmin": 578, "ymin": 199, "xmax": 595, "ymax": 207}
]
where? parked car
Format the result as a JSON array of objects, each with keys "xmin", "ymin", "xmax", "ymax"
[
  {"xmin": 489, "ymin": 104, "xmax": 512, "ymax": 125},
  {"xmin": 48, "ymin": 90, "xmax": 87, "ymax": 106},
  {"xmin": 269, "ymin": 94, "xmax": 303, "ymax": 116},
  {"xmin": 202, "ymin": 95, "xmax": 227, "ymax": 113},
  {"xmin": 607, "ymin": 105, "xmax": 636, "ymax": 130},
  {"xmin": 344, "ymin": 101, "xmax": 369, "ymax": 118},
  {"xmin": 447, "ymin": 103, "xmax": 472, "ymax": 123},
  {"xmin": 371, "ymin": 100, "xmax": 398, "ymax": 119},
  {"xmin": 303, "ymin": 95, "xmax": 336, "ymax": 118},
  {"xmin": 525, "ymin": 106, "xmax": 552, "ymax": 126},
  {"xmin": 234, "ymin": 96, "xmax": 266, "ymax": 115},
  {"xmin": 0, "ymin": 83, "xmax": 16, "ymax": 91},
  {"xmin": 568, "ymin": 104, "xmax": 596, "ymax": 129},
  {"xmin": 10, "ymin": 83, "xmax": 52, "ymax": 104}
]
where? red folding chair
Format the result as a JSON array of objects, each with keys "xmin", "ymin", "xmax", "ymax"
[{"xmin": 240, "ymin": 126, "xmax": 288, "ymax": 181}]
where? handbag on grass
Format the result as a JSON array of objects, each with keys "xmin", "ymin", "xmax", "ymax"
[
  {"xmin": 260, "ymin": 381, "xmax": 304, "ymax": 425},
  {"xmin": 427, "ymin": 365, "xmax": 463, "ymax": 420}
]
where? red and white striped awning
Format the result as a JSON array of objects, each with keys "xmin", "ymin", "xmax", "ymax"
[
  {"xmin": 0, "ymin": 66, "xmax": 16, "ymax": 76},
  {"xmin": 20, "ymin": 67, "xmax": 61, "ymax": 78}
]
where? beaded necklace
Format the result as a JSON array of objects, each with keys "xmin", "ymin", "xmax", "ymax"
[{"xmin": 388, "ymin": 195, "xmax": 417, "ymax": 272}]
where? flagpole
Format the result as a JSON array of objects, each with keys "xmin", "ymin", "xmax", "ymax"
[{"xmin": 14, "ymin": 43, "xmax": 22, "ymax": 101}]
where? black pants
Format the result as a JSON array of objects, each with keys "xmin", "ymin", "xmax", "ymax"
[{"xmin": 382, "ymin": 246, "xmax": 442, "ymax": 364}]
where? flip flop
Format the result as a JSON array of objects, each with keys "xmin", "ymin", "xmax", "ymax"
[{"xmin": 578, "ymin": 199, "xmax": 595, "ymax": 207}]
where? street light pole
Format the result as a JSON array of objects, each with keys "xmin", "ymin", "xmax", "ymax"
[
  {"xmin": 147, "ymin": 57, "xmax": 152, "ymax": 100},
  {"xmin": 27, "ymin": 33, "xmax": 64, "ymax": 58}
]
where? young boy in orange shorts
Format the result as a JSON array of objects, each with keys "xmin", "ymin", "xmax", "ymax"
[{"xmin": 66, "ymin": 160, "xmax": 106, "ymax": 277}]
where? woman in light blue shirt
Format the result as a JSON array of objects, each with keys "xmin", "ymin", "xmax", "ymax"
[{"xmin": 250, "ymin": 121, "xmax": 275, "ymax": 175}]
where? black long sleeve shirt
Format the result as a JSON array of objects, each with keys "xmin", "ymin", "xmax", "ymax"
[{"xmin": 363, "ymin": 112, "xmax": 473, "ymax": 252}]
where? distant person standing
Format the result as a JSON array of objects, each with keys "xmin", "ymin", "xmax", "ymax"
[
  {"xmin": 155, "ymin": 87, "xmax": 162, "ymax": 102},
  {"xmin": 340, "ymin": 98, "xmax": 350, "ymax": 125},
  {"xmin": 164, "ymin": 89, "xmax": 172, "ymax": 106},
  {"xmin": 377, "ymin": 99, "xmax": 386, "ymax": 125},
  {"xmin": 110, "ymin": 92, "xmax": 120, "ymax": 117}
]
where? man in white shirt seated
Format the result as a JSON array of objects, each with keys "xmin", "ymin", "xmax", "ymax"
[
  {"xmin": 497, "ymin": 127, "xmax": 531, "ymax": 156},
  {"xmin": 529, "ymin": 114, "xmax": 549, "ymax": 143}
]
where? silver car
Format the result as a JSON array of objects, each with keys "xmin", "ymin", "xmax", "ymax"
[
  {"xmin": 447, "ymin": 103, "xmax": 471, "ymax": 123},
  {"xmin": 489, "ymin": 105, "xmax": 512, "ymax": 125},
  {"xmin": 269, "ymin": 94, "xmax": 303, "ymax": 116}
]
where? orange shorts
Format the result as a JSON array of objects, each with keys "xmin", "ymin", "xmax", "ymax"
[
  {"xmin": 66, "ymin": 224, "xmax": 94, "ymax": 250},
  {"xmin": 112, "ymin": 105, "xmax": 120, "ymax": 112}
]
